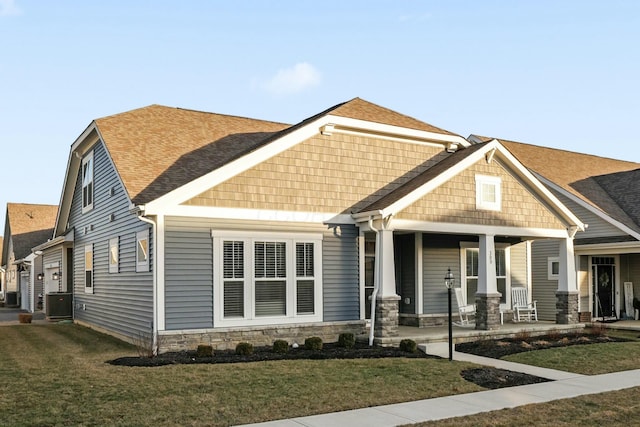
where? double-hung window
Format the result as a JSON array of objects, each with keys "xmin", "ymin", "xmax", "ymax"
[
  {"xmin": 82, "ymin": 151, "xmax": 94, "ymax": 213},
  {"xmin": 213, "ymin": 231, "xmax": 323, "ymax": 326},
  {"xmin": 461, "ymin": 244, "xmax": 510, "ymax": 307}
]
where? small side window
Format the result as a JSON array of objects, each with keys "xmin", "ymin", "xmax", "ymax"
[
  {"xmin": 82, "ymin": 151, "xmax": 94, "ymax": 213},
  {"xmin": 109, "ymin": 237, "xmax": 119, "ymax": 274},
  {"xmin": 548, "ymin": 257, "xmax": 560, "ymax": 280},
  {"xmin": 85, "ymin": 244, "xmax": 94, "ymax": 293},
  {"xmin": 136, "ymin": 229, "xmax": 150, "ymax": 272},
  {"xmin": 475, "ymin": 175, "xmax": 501, "ymax": 211}
]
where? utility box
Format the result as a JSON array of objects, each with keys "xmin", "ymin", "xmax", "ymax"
[
  {"xmin": 46, "ymin": 293, "xmax": 73, "ymax": 319},
  {"xmin": 5, "ymin": 292, "xmax": 18, "ymax": 307}
]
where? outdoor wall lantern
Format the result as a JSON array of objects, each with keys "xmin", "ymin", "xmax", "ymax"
[
  {"xmin": 37, "ymin": 273, "xmax": 44, "ymax": 281},
  {"xmin": 52, "ymin": 272, "xmax": 60, "ymax": 281},
  {"xmin": 444, "ymin": 268, "xmax": 455, "ymax": 361}
]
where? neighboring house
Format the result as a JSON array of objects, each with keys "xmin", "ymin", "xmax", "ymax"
[
  {"xmin": 49, "ymin": 98, "xmax": 583, "ymax": 352},
  {"xmin": 469, "ymin": 136, "xmax": 640, "ymax": 322},
  {"xmin": 0, "ymin": 236, "xmax": 4, "ymax": 299},
  {"xmin": 1, "ymin": 203, "xmax": 58, "ymax": 311}
]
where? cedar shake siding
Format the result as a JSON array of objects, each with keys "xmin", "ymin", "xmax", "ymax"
[
  {"xmin": 397, "ymin": 159, "xmax": 566, "ymax": 230},
  {"xmin": 164, "ymin": 217, "xmax": 360, "ymax": 331},
  {"xmin": 69, "ymin": 141, "xmax": 153, "ymax": 340},
  {"xmin": 183, "ymin": 133, "xmax": 448, "ymax": 213}
]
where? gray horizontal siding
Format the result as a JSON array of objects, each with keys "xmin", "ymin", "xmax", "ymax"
[
  {"xmin": 163, "ymin": 217, "xmax": 360, "ymax": 330},
  {"xmin": 69, "ymin": 141, "xmax": 153, "ymax": 340},
  {"xmin": 554, "ymin": 191, "xmax": 628, "ymax": 239},
  {"xmin": 531, "ymin": 240, "xmax": 559, "ymax": 320},
  {"xmin": 510, "ymin": 242, "xmax": 528, "ymax": 288},
  {"xmin": 423, "ymin": 246, "xmax": 460, "ymax": 315},
  {"xmin": 322, "ymin": 224, "xmax": 359, "ymax": 321}
]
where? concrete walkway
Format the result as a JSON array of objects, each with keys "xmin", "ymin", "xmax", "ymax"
[{"xmin": 237, "ymin": 343, "xmax": 640, "ymax": 427}]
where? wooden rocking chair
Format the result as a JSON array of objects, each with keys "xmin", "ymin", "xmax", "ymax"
[
  {"xmin": 511, "ymin": 287, "xmax": 538, "ymax": 322},
  {"xmin": 454, "ymin": 288, "xmax": 476, "ymax": 327}
]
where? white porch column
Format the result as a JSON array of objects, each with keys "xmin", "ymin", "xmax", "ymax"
[
  {"xmin": 373, "ymin": 226, "xmax": 400, "ymax": 340},
  {"xmin": 558, "ymin": 237, "xmax": 577, "ymax": 292},
  {"xmin": 476, "ymin": 234, "xmax": 501, "ymax": 330},
  {"xmin": 557, "ymin": 236, "xmax": 579, "ymax": 324},
  {"xmin": 477, "ymin": 234, "xmax": 497, "ymax": 295},
  {"xmin": 377, "ymin": 228, "xmax": 398, "ymax": 298}
]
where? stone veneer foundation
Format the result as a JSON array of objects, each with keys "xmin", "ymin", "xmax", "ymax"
[
  {"xmin": 373, "ymin": 296, "xmax": 400, "ymax": 339},
  {"xmin": 556, "ymin": 291, "xmax": 579, "ymax": 324},
  {"xmin": 158, "ymin": 320, "xmax": 366, "ymax": 352},
  {"xmin": 475, "ymin": 293, "xmax": 502, "ymax": 330}
]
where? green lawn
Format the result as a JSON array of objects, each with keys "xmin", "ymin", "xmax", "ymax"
[
  {"xmin": 3, "ymin": 324, "xmax": 640, "ymax": 426},
  {"xmin": 0, "ymin": 324, "xmax": 482, "ymax": 427}
]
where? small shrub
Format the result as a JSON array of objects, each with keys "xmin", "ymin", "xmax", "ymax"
[
  {"xmin": 338, "ymin": 333, "xmax": 355, "ymax": 349},
  {"xmin": 590, "ymin": 322, "xmax": 608, "ymax": 337},
  {"xmin": 196, "ymin": 344, "xmax": 213, "ymax": 358},
  {"xmin": 514, "ymin": 330, "xmax": 531, "ymax": 342},
  {"xmin": 235, "ymin": 342, "xmax": 254, "ymax": 356},
  {"xmin": 304, "ymin": 336, "xmax": 323, "ymax": 351},
  {"xmin": 272, "ymin": 339, "xmax": 289, "ymax": 354},
  {"xmin": 399, "ymin": 339, "xmax": 417, "ymax": 353},
  {"xmin": 546, "ymin": 328, "xmax": 561, "ymax": 341}
]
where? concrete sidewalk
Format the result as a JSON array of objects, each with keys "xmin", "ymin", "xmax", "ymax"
[{"xmin": 237, "ymin": 344, "xmax": 640, "ymax": 427}]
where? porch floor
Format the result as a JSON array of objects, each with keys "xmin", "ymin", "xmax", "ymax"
[
  {"xmin": 374, "ymin": 321, "xmax": 587, "ymax": 346},
  {"xmin": 374, "ymin": 319, "xmax": 640, "ymax": 346}
]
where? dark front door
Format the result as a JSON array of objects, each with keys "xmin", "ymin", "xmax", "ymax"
[{"xmin": 592, "ymin": 257, "xmax": 615, "ymax": 318}]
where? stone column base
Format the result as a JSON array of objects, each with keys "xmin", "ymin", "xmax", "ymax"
[
  {"xmin": 556, "ymin": 291, "xmax": 579, "ymax": 324},
  {"xmin": 475, "ymin": 293, "xmax": 502, "ymax": 330},
  {"xmin": 374, "ymin": 295, "xmax": 400, "ymax": 338}
]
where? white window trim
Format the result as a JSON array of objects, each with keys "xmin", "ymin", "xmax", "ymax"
[
  {"xmin": 81, "ymin": 151, "xmax": 94, "ymax": 213},
  {"xmin": 109, "ymin": 237, "xmax": 119, "ymax": 274},
  {"xmin": 548, "ymin": 257, "xmax": 559, "ymax": 281},
  {"xmin": 460, "ymin": 242, "xmax": 511, "ymax": 309},
  {"xmin": 136, "ymin": 229, "xmax": 150, "ymax": 273},
  {"xmin": 84, "ymin": 244, "xmax": 93, "ymax": 294},
  {"xmin": 212, "ymin": 230, "xmax": 323, "ymax": 327},
  {"xmin": 475, "ymin": 174, "xmax": 501, "ymax": 211}
]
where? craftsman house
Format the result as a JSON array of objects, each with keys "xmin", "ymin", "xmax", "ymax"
[
  {"xmin": 469, "ymin": 136, "xmax": 640, "ymax": 322},
  {"xmin": 1, "ymin": 203, "xmax": 58, "ymax": 311},
  {"xmin": 48, "ymin": 98, "xmax": 584, "ymax": 351}
]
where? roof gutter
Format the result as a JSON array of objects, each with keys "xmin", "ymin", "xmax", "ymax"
[{"xmin": 136, "ymin": 207, "xmax": 158, "ymax": 356}]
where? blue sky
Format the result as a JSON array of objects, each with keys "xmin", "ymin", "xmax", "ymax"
[{"xmin": 1, "ymin": 0, "xmax": 639, "ymax": 229}]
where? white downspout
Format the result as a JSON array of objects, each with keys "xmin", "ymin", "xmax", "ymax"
[
  {"xmin": 368, "ymin": 216, "xmax": 379, "ymax": 346},
  {"xmin": 137, "ymin": 211, "xmax": 158, "ymax": 355}
]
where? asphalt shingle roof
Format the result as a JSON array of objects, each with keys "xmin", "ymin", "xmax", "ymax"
[
  {"xmin": 94, "ymin": 98, "xmax": 461, "ymax": 205},
  {"xmin": 3, "ymin": 203, "xmax": 57, "ymax": 261}
]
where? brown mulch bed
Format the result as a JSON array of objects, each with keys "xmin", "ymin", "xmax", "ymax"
[
  {"xmin": 108, "ymin": 342, "xmax": 432, "ymax": 367},
  {"xmin": 455, "ymin": 332, "xmax": 623, "ymax": 359}
]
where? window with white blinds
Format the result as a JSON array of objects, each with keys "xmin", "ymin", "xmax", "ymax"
[
  {"xmin": 213, "ymin": 232, "xmax": 323, "ymax": 326},
  {"xmin": 223, "ymin": 241, "xmax": 245, "ymax": 318},
  {"xmin": 296, "ymin": 243, "xmax": 315, "ymax": 314}
]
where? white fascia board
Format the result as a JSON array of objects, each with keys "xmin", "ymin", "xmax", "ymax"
[
  {"xmin": 392, "ymin": 219, "xmax": 570, "ymax": 239},
  {"xmin": 574, "ymin": 241, "xmax": 640, "ymax": 255},
  {"xmin": 32, "ymin": 236, "xmax": 66, "ymax": 252},
  {"xmin": 535, "ymin": 174, "xmax": 640, "ymax": 241},
  {"xmin": 54, "ymin": 123, "xmax": 100, "ymax": 236},
  {"xmin": 151, "ymin": 204, "xmax": 355, "ymax": 225},
  {"xmin": 323, "ymin": 115, "xmax": 470, "ymax": 147},
  {"xmin": 380, "ymin": 140, "xmax": 584, "ymax": 231}
]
